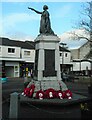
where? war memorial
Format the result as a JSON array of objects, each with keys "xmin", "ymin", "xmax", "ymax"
[
  {"xmin": 23, "ymin": 5, "xmax": 72, "ymax": 99},
  {"xmin": 8, "ymin": 5, "xmax": 92, "ymax": 119}
]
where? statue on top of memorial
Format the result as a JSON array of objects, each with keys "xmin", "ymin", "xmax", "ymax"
[{"xmin": 28, "ymin": 5, "xmax": 55, "ymax": 35}]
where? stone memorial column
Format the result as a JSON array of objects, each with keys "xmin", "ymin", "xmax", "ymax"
[{"xmin": 33, "ymin": 35, "xmax": 68, "ymax": 91}]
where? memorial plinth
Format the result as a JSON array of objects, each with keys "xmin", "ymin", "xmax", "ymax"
[{"xmin": 33, "ymin": 35, "xmax": 68, "ymax": 91}]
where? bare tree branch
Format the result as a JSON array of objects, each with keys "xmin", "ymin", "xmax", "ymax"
[
  {"xmin": 71, "ymin": 1, "xmax": 92, "ymax": 44},
  {"xmin": 67, "ymin": 31, "xmax": 91, "ymax": 42}
]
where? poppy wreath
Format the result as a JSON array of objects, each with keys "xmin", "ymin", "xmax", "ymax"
[
  {"xmin": 56, "ymin": 90, "xmax": 64, "ymax": 99},
  {"xmin": 23, "ymin": 87, "xmax": 31, "ymax": 96},
  {"xmin": 64, "ymin": 89, "xmax": 72, "ymax": 99},
  {"xmin": 23, "ymin": 84, "xmax": 35, "ymax": 97},
  {"xmin": 45, "ymin": 88, "xmax": 56, "ymax": 99},
  {"xmin": 28, "ymin": 84, "xmax": 35, "ymax": 97},
  {"xmin": 35, "ymin": 90, "xmax": 45, "ymax": 100}
]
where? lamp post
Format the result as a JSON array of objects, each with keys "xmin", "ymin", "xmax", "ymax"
[{"xmin": 60, "ymin": 42, "xmax": 67, "ymax": 72}]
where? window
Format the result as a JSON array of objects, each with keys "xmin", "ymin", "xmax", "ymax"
[
  {"xmin": 24, "ymin": 51, "xmax": 30, "ymax": 55},
  {"xmin": 65, "ymin": 53, "xmax": 67, "ymax": 57},
  {"xmin": 14, "ymin": 66, "xmax": 18, "ymax": 71},
  {"xmin": 60, "ymin": 53, "xmax": 62, "ymax": 56},
  {"xmin": 8, "ymin": 48, "xmax": 15, "ymax": 53}
]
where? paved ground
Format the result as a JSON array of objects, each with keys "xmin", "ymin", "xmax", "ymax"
[{"xmin": 2, "ymin": 77, "xmax": 92, "ymax": 119}]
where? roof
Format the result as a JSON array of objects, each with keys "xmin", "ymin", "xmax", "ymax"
[
  {"xmin": 0, "ymin": 37, "xmax": 35, "ymax": 49},
  {"xmin": 59, "ymin": 46, "xmax": 70, "ymax": 52},
  {"xmin": 0, "ymin": 37, "xmax": 70, "ymax": 52}
]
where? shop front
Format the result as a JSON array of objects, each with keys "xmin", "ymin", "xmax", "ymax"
[{"xmin": 20, "ymin": 62, "xmax": 34, "ymax": 78}]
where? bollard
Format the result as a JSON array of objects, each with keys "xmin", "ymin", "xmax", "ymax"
[{"xmin": 9, "ymin": 92, "xmax": 20, "ymax": 119}]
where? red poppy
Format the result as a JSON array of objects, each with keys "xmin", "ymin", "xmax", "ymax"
[
  {"xmin": 36, "ymin": 90, "xmax": 45, "ymax": 99},
  {"xmin": 56, "ymin": 90, "xmax": 64, "ymax": 99},
  {"xmin": 45, "ymin": 88, "xmax": 56, "ymax": 99},
  {"xmin": 64, "ymin": 89, "xmax": 72, "ymax": 99}
]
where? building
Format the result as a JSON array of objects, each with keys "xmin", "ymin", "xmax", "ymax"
[
  {"xmin": 59, "ymin": 46, "xmax": 72, "ymax": 73},
  {"xmin": 71, "ymin": 41, "xmax": 90, "ymax": 60},
  {"xmin": 0, "ymin": 37, "xmax": 73, "ymax": 78},
  {"xmin": 0, "ymin": 37, "xmax": 35, "ymax": 78},
  {"xmin": 70, "ymin": 41, "xmax": 92, "ymax": 76}
]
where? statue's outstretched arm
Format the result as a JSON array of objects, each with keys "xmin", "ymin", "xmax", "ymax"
[{"xmin": 28, "ymin": 7, "xmax": 42, "ymax": 14}]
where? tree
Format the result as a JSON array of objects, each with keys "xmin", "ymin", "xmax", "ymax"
[{"xmin": 69, "ymin": 1, "xmax": 92, "ymax": 59}]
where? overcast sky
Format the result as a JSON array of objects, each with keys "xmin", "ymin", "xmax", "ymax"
[{"xmin": 1, "ymin": 0, "xmax": 91, "ymax": 49}]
